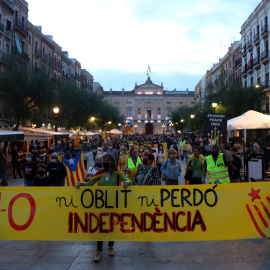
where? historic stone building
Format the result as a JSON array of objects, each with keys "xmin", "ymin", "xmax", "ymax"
[{"xmin": 103, "ymin": 76, "xmax": 195, "ymax": 134}]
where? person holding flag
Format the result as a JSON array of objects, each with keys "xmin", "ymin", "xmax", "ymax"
[{"xmin": 74, "ymin": 153, "xmax": 131, "ymax": 262}]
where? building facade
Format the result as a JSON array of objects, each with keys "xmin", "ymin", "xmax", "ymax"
[
  {"xmin": 240, "ymin": 0, "xmax": 270, "ymax": 88},
  {"xmin": 104, "ymin": 76, "xmax": 195, "ymax": 134}
]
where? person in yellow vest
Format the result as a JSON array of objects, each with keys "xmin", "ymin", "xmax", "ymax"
[
  {"xmin": 202, "ymin": 144, "xmax": 233, "ymax": 184},
  {"xmin": 124, "ymin": 147, "xmax": 142, "ymax": 182},
  {"xmin": 118, "ymin": 146, "xmax": 129, "ymax": 173},
  {"xmin": 179, "ymin": 137, "xmax": 186, "ymax": 161}
]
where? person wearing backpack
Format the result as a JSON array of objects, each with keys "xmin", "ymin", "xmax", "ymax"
[
  {"xmin": 74, "ymin": 153, "xmax": 131, "ymax": 262},
  {"xmin": 161, "ymin": 149, "xmax": 182, "ymax": 185}
]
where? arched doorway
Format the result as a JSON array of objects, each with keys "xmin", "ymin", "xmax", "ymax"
[{"xmin": 145, "ymin": 123, "xmax": 153, "ymax": 134}]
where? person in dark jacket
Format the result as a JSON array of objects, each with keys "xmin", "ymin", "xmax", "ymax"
[
  {"xmin": 47, "ymin": 152, "xmax": 67, "ymax": 186},
  {"xmin": 0, "ymin": 150, "xmax": 8, "ymax": 186},
  {"xmin": 23, "ymin": 152, "xmax": 37, "ymax": 186},
  {"xmin": 10, "ymin": 145, "xmax": 23, "ymax": 179},
  {"xmin": 33, "ymin": 164, "xmax": 51, "ymax": 186}
]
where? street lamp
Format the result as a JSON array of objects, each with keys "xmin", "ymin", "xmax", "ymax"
[
  {"xmin": 212, "ymin": 102, "xmax": 217, "ymax": 113},
  {"xmin": 162, "ymin": 123, "xmax": 165, "ymax": 134},
  {"xmin": 169, "ymin": 122, "xmax": 173, "ymax": 135},
  {"xmin": 190, "ymin": 114, "xmax": 195, "ymax": 132},
  {"xmin": 53, "ymin": 107, "xmax": 59, "ymax": 132},
  {"xmin": 108, "ymin": 121, "xmax": 112, "ymax": 125},
  {"xmin": 118, "ymin": 123, "xmax": 121, "ymax": 131},
  {"xmin": 90, "ymin": 116, "xmax": 95, "ymax": 121}
]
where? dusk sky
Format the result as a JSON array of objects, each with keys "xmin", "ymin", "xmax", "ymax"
[{"xmin": 27, "ymin": 0, "xmax": 260, "ymax": 91}]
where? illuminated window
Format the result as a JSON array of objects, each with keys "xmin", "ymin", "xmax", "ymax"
[{"xmin": 147, "ymin": 110, "xmax": 152, "ymax": 118}]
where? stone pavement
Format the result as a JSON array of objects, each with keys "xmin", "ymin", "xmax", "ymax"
[{"xmin": 2, "ymin": 159, "xmax": 270, "ymax": 270}]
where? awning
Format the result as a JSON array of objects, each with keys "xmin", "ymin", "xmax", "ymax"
[
  {"xmin": 14, "ymin": 33, "xmax": 22, "ymax": 54},
  {"xmin": 0, "ymin": 130, "xmax": 24, "ymax": 143}
]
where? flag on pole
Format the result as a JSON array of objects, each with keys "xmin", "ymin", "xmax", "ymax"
[
  {"xmin": 63, "ymin": 149, "xmax": 85, "ymax": 186},
  {"xmin": 148, "ymin": 65, "xmax": 151, "ymax": 73},
  {"xmin": 123, "ymin": 122, "xmax": 134, "ymax": 135},
  {"xmin": 74, "ymin": 131, "xmax": 80, "ymax": 148}
]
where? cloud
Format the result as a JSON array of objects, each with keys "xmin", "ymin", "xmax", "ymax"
[{"xmin": 27, "ymin": 0, "xmax": 260, "ymax": 90}]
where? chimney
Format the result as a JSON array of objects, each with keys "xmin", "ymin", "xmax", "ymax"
[{"xmin": 110, "ymin": 88, "xmax": 112, "ymax": 94}]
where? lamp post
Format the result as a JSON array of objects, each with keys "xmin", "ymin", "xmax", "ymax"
[
  {"xmin": 212, "ymin": 102, "xmax": 217, "ymax": 113},
  {"xmin": 118, "ymin": 123, "xmax": 121, "ymax": 131},
  {"xmin": 190, "ymin": 114, "xmax": 195, "ymax": 132},
  {"xmin": 162, "ymin": 123, "xmax": 165, "ymax": 134},
  {"xmin": 180, "ymin": 119, "xmax": 184, "ymax": 134},
  {"xmin": 169, "ymin": 122, "xmax": 173, "ymax": 135},
  {"xmin": 53, "ymin": 107, "xmax": 59, "ymax": 132}
]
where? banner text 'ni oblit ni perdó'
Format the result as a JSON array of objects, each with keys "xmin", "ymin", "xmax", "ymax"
[{"xmin": 0, "ymin": 183, "xmax": 270, "ymax": 241}]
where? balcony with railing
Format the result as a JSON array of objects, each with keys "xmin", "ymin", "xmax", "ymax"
[
  {"xmin": 234, "ymin": 58, "xmax": 242, "ymax": 68},
  {"xmin": 12, "ymin": 46, "xmax": 29, "ymax": 62},
  {"xmin": 247, "ymin": 61, "xmax": 253, "ymax": 74},
  {"xmin": 253, "ymin": 56, "xmax": 260, "ymax": 70},
  {"xmin": 254, "ymin": 33, "xmax": 260, "ymax": 45},
  {"xmin": 247, "ymin": 40, "xmax": 253, "ymax": 51},
  {"xmin": 34, "ymin": 47, "xmax": 41, "ymax": 57},
  {"xmin": 5, "ymin": 29, "xmax": 11, "ymax": 39},
  {"xmin": 261, "ymin": 25, "xmax": 268, "ymax": 38},
  {"xmin": 241, "ymin": 65, "xmax": 247, "ymax": 77},
  {"xmin": 14, "ymin": 19, "xmax": 28, "ymax": 35},
  {"xmin": 242, "ymin": 45, "xmax": 247, "ymax": 56},
  {"xmin": 261, "ymin": 50, "xmax": 269, "ymax": 64}
]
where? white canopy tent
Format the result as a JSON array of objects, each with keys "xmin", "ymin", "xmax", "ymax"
[
  {"xmin": 227, "ymin": 110, "xmax": 270, "ymax": 143},
  {"xmin": 108, "ymin": 129, "xmax": 122, "ymax": 134}
]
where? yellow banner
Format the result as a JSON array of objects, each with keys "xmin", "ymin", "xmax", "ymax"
[{"xmin": 1, "ymin": 183, "xmax": 270, "ymax": 241}]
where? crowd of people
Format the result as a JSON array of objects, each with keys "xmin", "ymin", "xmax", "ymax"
[{"xmin": 0, "ymin": 132, "xmax": 268, "ymax": 262}]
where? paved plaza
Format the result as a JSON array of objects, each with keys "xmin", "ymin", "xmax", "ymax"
[{"xmin": 1, "ymin": 159, "xmax": 270, "ymax": 270}]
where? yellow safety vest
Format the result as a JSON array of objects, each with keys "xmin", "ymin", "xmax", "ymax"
[
  {"xmin": 127, "ymin": 157, "xmax": 142, "ymax": 169},
  {"xmin": 206, "ymin": 153, "xmax": 230, "ymax": 184},
  {"xmin": 179, "ymin": 140, "xmax": 186, "ymax": 147},
  {"xmin": 127, "ymin": 157, "xmax": 142, "ymax": 181}
]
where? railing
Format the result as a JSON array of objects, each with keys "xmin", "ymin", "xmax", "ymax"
[
  {"xmin": 34, "ymin": 47, "xmax": 41, "ymax": 57},
  {"xmin": 253, "ymin": 56, "xmax": 260, "ymax": 66},
  {"xmin": 14, "ymin": 19, "xmax": 28, "ymax": 34},
  {"xmin": 5, "ymin": 29, "xmax": 11, "ymax": 38},
  {"xmin": 261, "ymin": 25, "xmax": 268, "ymax": 36},
  {"xmin": 261, "ymin": 80, "xmax": 270, "ymax": 88},
  {"xmin": 241, "ymin": 65, "xmax": 247, "ymax": 74},
  {"xmin": 261, "ymin": 50, "xmax": 269, "ymax": 61},
  {"xmin": 254, "ymin": 33, "xmax": 260, "ymax": 43},
  {"xmin": 247, "ymin": 40, "xmax": 253, "ymax": 49},
  {"xmin": 234, "ymin": 58, "xmax": 242, "ymax": 67}
]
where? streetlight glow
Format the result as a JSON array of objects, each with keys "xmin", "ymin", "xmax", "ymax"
[
  {"xmin": 190, "ymin": 114, "xmax": 195, "ymax": 119},
  {"xmin": 90, "ymin": 117, "xmax": 95, "ymax": 121},
  {"xmin": 53, "ymin": 107, "xmax": 59, "ymax": 114},
  {"xmin": 212, "ymin": 102, "xmax": 217, "ymax": 108},
  {"xmin": 108, "ymin": 121, "xmax": 112, "ymax": 125},
  {"xmin": 181, "ymin": 119, "xmax": 184, "ymax": 122}
]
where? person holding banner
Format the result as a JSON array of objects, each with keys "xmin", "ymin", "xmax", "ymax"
[
  {"xmin": 202, "ymin": 144, "xmax": 232, "ymax": 184},
  {"xmin": 161, "ymin": 149, "xmax": 182, "ymax": 185},
  {"xmin": 74, "ymin": 154, "xmax": 131, "ymax": 262},
  {"xmin": 124, "ymin": 147, "xmax": 142, "ymax": 182}
]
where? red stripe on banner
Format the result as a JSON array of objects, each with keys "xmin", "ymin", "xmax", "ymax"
[
  {"xmin": 267, "ymin": 196, "xmax": 270, "ymax": 203},
  {"xmin": 260, "ymin": 201, "xmax": 270, "ymax": 219},
  {"xmin": 78, "ymin": 158, "xmax": 85, "ymax": 182},
  {"xmin": 246, "ymin": 204, "xmax": 267, "ymax": 238},
  {"xmin": 69, "ymin": 168, "xmax": 76, "ymax": 186},
  {"xmin": 254, "ymin": 205, "xmax": 268, "ymax": 228}
]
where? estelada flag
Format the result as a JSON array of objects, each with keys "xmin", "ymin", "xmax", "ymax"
[
  {"xmin": 63, "ymin": 149, "xmax": 85, "ymax": 186},
  {"xmin": 123, "ymin": 122, "xmax": 134, "ymax": 135},
  {"xmin": 74, "ymin": 131, "xmax": 80, "ymax": 148}
]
